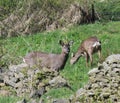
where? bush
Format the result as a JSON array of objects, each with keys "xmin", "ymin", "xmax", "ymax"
[
  {"xmin": 1, "ymin": 0, "xmax": 120, "ymax": 22},
  {"xmin": 0, "ymin": 0, "xmax": 22, "ymax": 20},
  {"xmin": 95, "ymin": 0, "xmax": 120, "ymax": 21}
]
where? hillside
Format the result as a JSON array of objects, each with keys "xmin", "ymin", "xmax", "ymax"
[
  {"xmin": 0, "ymin": 21, "xmax": 120, "ymax": 103},
  {"xmin": 0, "ymin": 0, "xmax": 97, "ymax": 37},
  {"xmin": 0, "ymin": 0, "xmax": 120, "ymax": 38},
  {"xmin": 0, "ymin": 0, "xmax": 120, "ymax": 103}
]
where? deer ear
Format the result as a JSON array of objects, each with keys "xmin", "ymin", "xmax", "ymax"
[
  {"xmin": 59, "ymin": 40, "xmax": 64, "ymax": 46},
  {"xmin": 69, "ymin": 40, "xmax": 74, "ymax": 46}
]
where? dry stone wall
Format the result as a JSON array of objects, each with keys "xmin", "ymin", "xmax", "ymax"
[
  {"xmin": 0, "ymin": 54, "xmax": 120, "ymax": 103},
  {"xmin": 0, "ymin": 63, "xmax": 70, "ymax": 99},
  {"xmin": 71, "ymin": 54, "xmax": 120, "ymax": 103}
]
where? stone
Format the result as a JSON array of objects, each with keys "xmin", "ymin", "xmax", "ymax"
[
  {"xmin": 29, "ymin": 99, "xmax": 37, "ymax": 103},
  {"xmin": 1, "ymin": 54, "xmax": 120, "ymax": 103},
  {"xmin": 75, "ymin": 88, "xmax": 86, "ymax": 98},
  {"xmin": 53, "ymin": 99, "xmax": 70, "ymax": 103},
  {"xmin": 0, "ymin": 74, "xmax": 4, "ymax": 82},
  {"xmin": 0, "ymin": 68, "xmax": 2, "ymax": 73},
  {"xmin": 88, "ymin": 68, "xmax": 100, "ymax": 76},
  {"xmin": 0, "ymin": 90, "xmax": 10, "ymax": 96},
  {"xmin": 100, "ymin": 92, "xmax": 110, "ymax": 99},
  {"xmin": 29, "ymin": 87, "xmax": 46, "ymax": 98},
  {"xmin": 15, "ymin": 81, "xmax": 23, "ymax": 88},
  {"xmin": 110, "ymin": 95, "xmax": 119, "ymax": 102},
  {"xmin": 102, "ymin": 62, "xmax": 111, "ymax": 70},
  {"xmin": 39, "ymin": 99, "xmax": 44, "ymax": 103},
  {"xmin": 27, "ymin": 69, "xmax": 35, "ymax": 76},
  {"xmin": 10, "ymin": 77, "xmax": 19, "ymax": 83},
  {"xmin": 6, "ymin": 71, "xmax": 14, "ymax": 77},
  {"xmin": 15, "ymin": 72, "xmax": 25, "ymax": 79},
  {"xmin": 111, "ymin": 64, "xmax": 120, "ymax": 68},
  {"xmin": 91, "ymin": 83, "xmax": 100, "ymax": 89},
  {"xmin": 70, "ymin": 54, "xmax": 120, "ymax": 102},
  {"xmin": 49, "ymin": 76, "xmax": 68, "ymax": 88},
  {"xmin": 16, "ymin": 99, "xmax": 27, "ymax": 103},
  {"xmin": 87, "ymin": 91, "xmax": 95, "ymax": 97},
  {"xmin": 112, "ymin": 68, "xmax": 120, "ymax": 73},
  {"xmin": 0, "ymin": 83, "xmax": 5, "ymax": 87},
  {"xmin": 105, "ymin": 54, "xmax": 120, "ymax": 65},
  {"xmin": 95, "ymin": 78, "xmax": 109, "ymax": 83},
  {"xmin": 4, "ymin": 78, "xmax": 16, "ymax": 87},
  {"xmin": 9, "ymin": 63, "xmax": 27, "ymax": 72}
]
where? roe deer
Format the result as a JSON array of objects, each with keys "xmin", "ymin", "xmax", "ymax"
[
  {"xmin": 70, "ymin": 36, "xmax": 101, "ymax": 66},
  {"xmin": 23, "ymin": 40, "xmax": 73, "ymax": 71}
]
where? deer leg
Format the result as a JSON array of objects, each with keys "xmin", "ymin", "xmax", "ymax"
[
  {"xmin": 98, "ymin": 50, "xmax": 101, "ymax": 59},
  {"xmin": 98, "ymin": 49, "xmax": 102, "ymax": 63},
  {"xmin": 88, "ymin": 52, "xmax": 93, "ymax": 66},
  {"xmin": 87, "ymin": 48, "xmax": 93, "ymax": 66},
  {"xmin": 84, "ymin": 52, "xmax": 89, "ymax": 67},
  {"xmin": 89, "ymin": 54, "xmax": 93, "ymax": 66}
]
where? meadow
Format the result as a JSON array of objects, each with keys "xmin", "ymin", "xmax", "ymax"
[{"xmin": 0, "ymin": 21, "xmax": 120, "ymax": 102}]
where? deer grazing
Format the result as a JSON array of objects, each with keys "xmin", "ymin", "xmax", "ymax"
[
  {"xmin": 23, "ymin": 40, "xmax": 73, "ymax": 71},
  {"xmin": 70, "ymin": 36, "xmax": 101, "ymax": 66}
]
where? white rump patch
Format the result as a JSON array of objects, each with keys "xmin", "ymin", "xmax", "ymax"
[{"xmin": 92, "ymin": 41, "xmax": 101, "ymax": 47}]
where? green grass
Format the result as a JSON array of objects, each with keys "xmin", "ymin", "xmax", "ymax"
[
  {"xmin": 0, "ymin": 96, "xmax": 20, "ymax": 103},
  {"xmin": 0, "ymin": 21, "xmax": 120, "ymax": 102}
]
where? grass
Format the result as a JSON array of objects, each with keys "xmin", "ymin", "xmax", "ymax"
[
  {"xmin": 0, "ymin": 21, "xmax": 120, "ymax": 102},
  {"xmin": 0, "ymin": 96, "xmax": 20, "ymax": 103}
]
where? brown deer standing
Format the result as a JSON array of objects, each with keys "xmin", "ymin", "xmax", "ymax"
[
  {"xmin": 70, "ymin": 36, "xmax": 101, "ymax": 66},
  {"xmin": 23, "ymin": 40, "xmax": 73, "ymax": 71}
]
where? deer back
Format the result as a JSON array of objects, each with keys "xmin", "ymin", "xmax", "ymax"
[
  {"xmin": 81, "ymin": 36, "xmax": 101, "ymax": 54},
  {"xmin": 70, "ymin": 36, "xmax": 101, "ymax": 65},
  {"xmin": 23, "ymin": 40, "xmax": 73, "ymax": 71}
]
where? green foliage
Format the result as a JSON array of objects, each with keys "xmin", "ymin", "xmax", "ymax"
[
  {"xmin": 0, "ymin": 96, "xmax": 19, "ymax": 103},
  {"xmin": 0, "ymin": 0, "xmax": 21, "ymax": 20},
  {"xmin": 0, "ymin": 0, "xmax": 120, "ymax": 21},
  {"xmin": 42, "ymin": 87, "xmax": 73, "ymax": 100},
  {"xmin": 95, "ymin": 0, "xmax": 120, "ymax": 21},
  {"xmin": 0, "ymin": 0, "xmax": 73, "ymax": 21},
  {"xmin": 0, "ymin": 21, "xmax": 120, "ymax": 102},
  {"xmin": 0, "ymin": 0, "xmax": 18, "ymax": 10}
]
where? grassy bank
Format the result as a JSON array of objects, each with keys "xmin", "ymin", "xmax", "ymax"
[
  {"xmin": 0, "ymin": 96, "xmax": 19, "ymax": 103},
  {"xmin": 0, "ymin": 21, "xmax": 120, "ymax": 102}
]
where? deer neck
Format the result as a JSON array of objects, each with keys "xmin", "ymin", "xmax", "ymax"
[
  {"xmin": 75, "ymin": 47, "xmax": 84, "ymax": 58},
  {"xmin": 60, "ymin": 51, "xmax": 69, "ymax": 60}
]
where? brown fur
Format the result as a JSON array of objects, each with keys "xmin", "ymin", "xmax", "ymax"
[
  {"xmin": 23, "ymin": 40, "xmax": 73, "ymax": 71},
  {"xmin": 70, "ymin": 36, "xmax": 101, "ymax": 66}
]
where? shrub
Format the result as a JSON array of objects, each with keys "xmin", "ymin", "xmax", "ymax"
[{"xmin": 95, "ymin": 0, "xmax": 120, "ymax": 21}]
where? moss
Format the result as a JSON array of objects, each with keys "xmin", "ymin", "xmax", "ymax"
[
  {"xmin": 35, "ymin": 71, "xmax": 46, "ymax": 80},
  {"xmin": 42, "ymin": 79, "xmax": 50, "ymax": 85},
  {"xmin": 1, "ymin": 86, "xmax": 16, "ymax": 96},
  {"xmin": 20, "ymin": 67, "xmax": 29, "ymax": 77}
]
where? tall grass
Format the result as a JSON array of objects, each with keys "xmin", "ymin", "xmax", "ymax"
[
  {"xmin": 95, "ymin": 0, "xmax": 120, "ymax": 21},
  {"xmin": 0, "ymin": 21, "xmax": 120, "ymax": 102}
]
